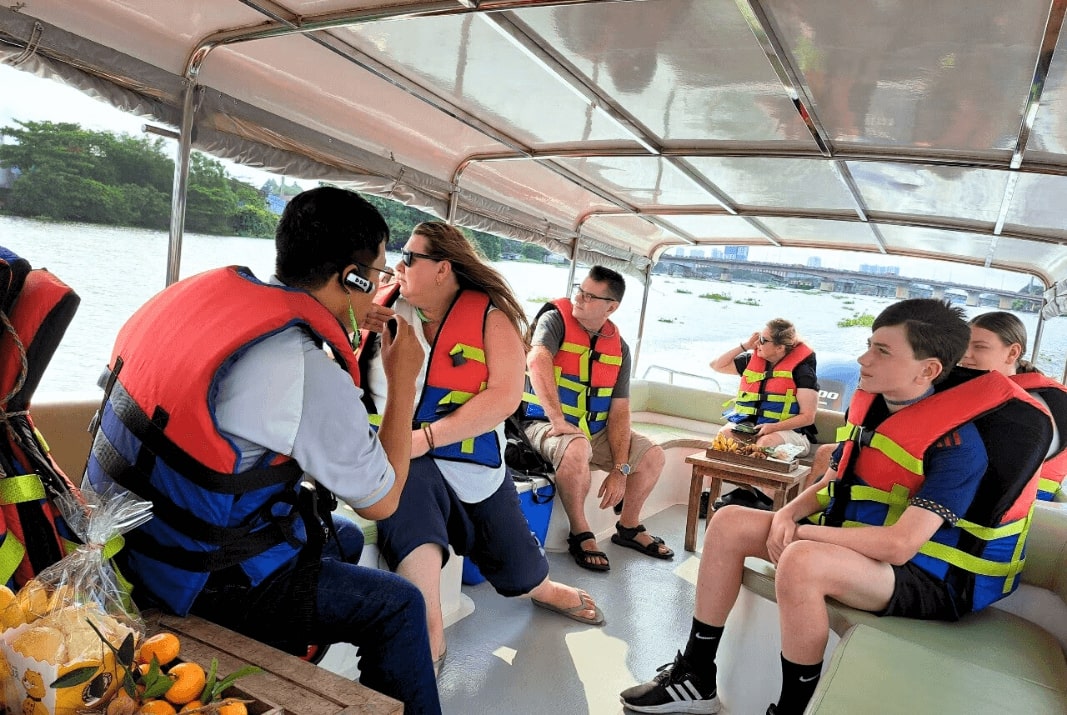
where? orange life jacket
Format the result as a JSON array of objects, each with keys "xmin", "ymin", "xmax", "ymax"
[
  {"xmin": 825, "ymin": 368, "xmax": 1050, "ymax": 612},
  {"xmin": 521, "ymin": 298, "xmax": 623, "ymax": 436},
  {"xmin": 728, "ymin": 342, "xmax": 814, "ymax": 424}
]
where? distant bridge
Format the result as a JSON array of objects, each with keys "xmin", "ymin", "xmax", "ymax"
[{"xmin": 654, "ymin": 257, "xmax": 1041, "ymax": 312}]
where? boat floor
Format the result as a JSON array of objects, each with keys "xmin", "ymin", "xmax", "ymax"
[{"xmin": 400, "ymin": 505, "xmax": 802, "ymax": 715}]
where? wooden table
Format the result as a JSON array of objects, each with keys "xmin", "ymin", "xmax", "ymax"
[
  {"xmin": 683, "ymin": 453, "xmax": 811, "ymax": 552},
  {"xmin": 146, "ymin": 612, "xmax": 404, "ymax": 714}
]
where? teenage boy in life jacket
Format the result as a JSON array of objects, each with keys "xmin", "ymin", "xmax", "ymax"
[{"xmin": 621, "ymin": 298, "xmax": 1051, "ymax": 715}]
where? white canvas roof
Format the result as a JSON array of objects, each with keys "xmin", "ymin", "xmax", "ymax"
[{"xmin": 5, "ymin": 0, "xmax": 1067, "ymax": 310}]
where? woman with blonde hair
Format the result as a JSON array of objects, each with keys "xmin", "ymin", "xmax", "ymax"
[
  {"xmin": 359, "ymin": 222, "xmax": 603, "ymax": 673},
  {"xmin": 961, "ymin": 311, "xmax": 1065, "ymax": 500}
]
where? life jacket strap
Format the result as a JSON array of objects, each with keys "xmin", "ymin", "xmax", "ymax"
[
  {"xmin": 106, "ymin": 379, "xmax": 301, "ymax": 494},
  {"xmin": 0, "ymin": 531, "xmax": 26, "ymax": 586},
  {"xmin": 0, "ymin": 473, "xmax": 46, "ymax": 505}
]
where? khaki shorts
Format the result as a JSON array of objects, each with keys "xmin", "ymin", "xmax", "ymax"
[{"xmin": 522, "ymin": 421, "xmax": 655, "ymax": 473}]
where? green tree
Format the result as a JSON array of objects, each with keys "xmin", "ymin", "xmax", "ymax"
[{"xmin": 1, "ymin": 120, "xmax": 273, "ymax": 236}]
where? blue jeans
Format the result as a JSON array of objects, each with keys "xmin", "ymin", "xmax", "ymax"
[
  {"xmin": 308, "ymin": 518, "xmax": 441, "ymax": 715},
  {"xmin": 191, "ymin": 517, "xmax": 440, "ymax": 715}
]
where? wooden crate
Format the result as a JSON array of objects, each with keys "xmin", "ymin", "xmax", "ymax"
[
  {"xmin": 145, "ymin": 612, "xmax": 403, "ymax": 715},
  {"xmin": 704, "ymin": 448, "xmax": 798, "ymax": 473}
]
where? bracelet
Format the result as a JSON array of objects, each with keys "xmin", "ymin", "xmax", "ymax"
[
  {"xmin": 739, "ymin": 343, "xmax": 747, "ymax": 352},
  {"xmin": 422, "ymin": 423, "xmax": 436, "ymax": 451}
]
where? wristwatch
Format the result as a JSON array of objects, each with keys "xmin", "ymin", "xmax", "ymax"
[{"xmin": 615, "ymin": 463, "xmax": 632, "ymax": 476}]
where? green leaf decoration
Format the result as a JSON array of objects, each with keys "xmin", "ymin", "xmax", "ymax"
[
  {"xmin": 212, "ymin": 665, "xmax": 262, "ymax": 700},
  {"xmin": 50, "ymin": 665, "xmax": 100, "ymax": 689},
  {"xmin": 141, "ymin": 673, "xmax": 174, "ymax": 700},
  {"xmin": 200, "ymin": 657, "xmax": 219, "ymax": 703}
]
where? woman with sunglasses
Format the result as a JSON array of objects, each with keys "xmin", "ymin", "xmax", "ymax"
[
  {"xmin": 711, "ymin": 318, "xmax": 820, "ymax": 454},
  {"xmin": 358, "ymin": 222, "xmax": 603, "ymax": 673}
]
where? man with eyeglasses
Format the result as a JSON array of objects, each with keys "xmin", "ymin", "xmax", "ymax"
[{"xmin": 520, "ymin": 265, "xmax": 674, "ymax": 573}]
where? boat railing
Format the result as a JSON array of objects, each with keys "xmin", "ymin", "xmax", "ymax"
[{"xmin": 641, "ymin": 365, "xmax": 721, "ymax": 391}]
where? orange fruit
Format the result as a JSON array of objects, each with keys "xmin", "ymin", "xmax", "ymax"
[
  {"xmin": 178, "ymin": 701, "xmax": 203, "ymax": 713},
  {"xmin": 137, "ymin": 633, "xmax": 181, "ymax": 666},
  {"xmin": 217, "ymin": 702, "xmax": 247, "ymax": 715},
  {"xmin": 139, "ymin": 700, "xmax": 177, "ymax": 715},
  {"xmin": 164, "ymin": 662, "xmax": 206, "ymax": 705}
]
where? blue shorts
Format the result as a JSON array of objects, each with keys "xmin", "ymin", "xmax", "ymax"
[{"xmin": 376, "ymin": 456, "xmax": 550, "ymax": 597}]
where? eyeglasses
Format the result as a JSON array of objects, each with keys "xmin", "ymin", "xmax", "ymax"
[
  {"xmin": 401, "ymin": 248, "xmax": 441, "ymax": 267},
  {"xmin": 573, "ymin": 284, "xmax": 617, "ymax": 303},
  {"xmin": 355, "ymin": 261, "xmax": 395, "ymax": 279},
  {"xmin": 757, "ymin": 335, "xmax": 771, "ymax": 345}
]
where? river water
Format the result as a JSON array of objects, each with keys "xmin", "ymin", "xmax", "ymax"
[{"xmin": 1, "ymin": 214, "xmax": 1065, "ymax": 399}]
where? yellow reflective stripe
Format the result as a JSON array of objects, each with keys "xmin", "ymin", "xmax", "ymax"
[
  {"xmin": 593, "ymin": 387, "xmax": 613, "ymax": 397},
  {"xmin": 460, "ymin": 437, "xmax": 475, "ymax": 454},
  {"xmin": 368, "ymin": 414, "xmax": 383, "ymax": 426},
  {"xmin": 33, "ymin": 427, "xmax": 50, "ymax": 454},
  {"xmin": 0, "ymin": 474, "xmax": 46, "ymax": 505},
  {"xmin": 918, "ymin": 540, "xmax": 1023, "ymax": 578},
  {"xmin": 0, "ymin": 532, "xmax": 25, "ymax": 586},
  {"xmin": 736, "ymin": 390, "xmax": 761, "ymax": 402},
  {"xmin": 868, "ymin": 433, "xmax": 924, "ymax": 476},
  {"xmin": 954, "ymin": 515, "xmax": 1028, "ymax": 541},
  {"xmin": 770, "ymin": 368, "xmax": 796, "ymax": 379},
  {"xmin": 847, "ymin": 484, "xmax": 911, "ymax": 524},
  {"xmin": 557, "ymin": 375, "xmax": 586, "ymax": 393},
  {"xmin": 560, "ymin": 404, "xmax": 586, "ymax": 419},
  {"xmin": 741, "ymin": 369, "xmax": 767, "ymax": 382},
  {"xmin": 815, "ymin": 484, "xmax": 832, "ymax": 512},
  {"xmin": 1004, "ymin": 508, "xmax": 1032, "ymax": 593},
  {"xmin": 437, "ymin": 390, "xmax": 475, "ymax": 408},
  {"xmin": 598, "ymin": 354, "xmax": 623, "ymax": 366},
  {"xmin": 560, "ymin": 342, "xmax": 591, "ymax": 383},
  {"xmin": 835, "ymin": 423, "xmax": 859, "ymax": 442},
  {"xmin": 449, "ymin": 343, "xmax": 486, "ymax": 364},
  {"xmin": 1038, "ymin": 476, "xmax": 1061, "ymax": 495},
  {"xmin": 560, "ymin": 341, "xmax": 588, "ymax": 355}
]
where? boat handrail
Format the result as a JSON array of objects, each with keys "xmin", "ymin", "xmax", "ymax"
[{"xmin": 641, "ymin": 365, "xmax": 721, "ymax": 391}]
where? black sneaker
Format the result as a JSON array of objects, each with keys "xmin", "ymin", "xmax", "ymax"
[
  {"xmin": 698, "ymin": 491, "xmax": 710, "ymax": 519},
  {"xmin": 620, "ymin": 651, "xmax": 719, "ymax": 713}
]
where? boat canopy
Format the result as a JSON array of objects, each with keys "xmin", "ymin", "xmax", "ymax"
[{"xmin": 4, "ymin": 1, "xmax": 1067, "ymax": 311}]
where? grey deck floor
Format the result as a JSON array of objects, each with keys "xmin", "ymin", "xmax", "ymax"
[{"xmin": 436, "ymin": 504, "xmax": 789, "ymax": 715}]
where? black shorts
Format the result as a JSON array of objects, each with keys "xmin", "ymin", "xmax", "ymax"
[
  {"xmin": 376, "ymin": 456, "xmax": 550, "ymax": 597},
  {"xmin": 876, "ymin": 561, "xmax": 963, "ymax": 621}
]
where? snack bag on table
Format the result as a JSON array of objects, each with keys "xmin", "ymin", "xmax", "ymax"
[{"xmin": 0, "ymin": 485, "xmax": 151, "ymax": 714}]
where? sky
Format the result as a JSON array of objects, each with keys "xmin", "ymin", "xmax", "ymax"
[{"xmin": 0, "ymin": 64, "xmax": 1036, "ymax": 290}]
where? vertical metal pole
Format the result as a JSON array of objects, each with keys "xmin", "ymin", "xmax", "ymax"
[
  {"xmin": 166, "ymin": 80, "xmax": 198, "ymax": 286},
  {"xmin": 565, "ymin": 234, "xmax": 580, "ymax": 294},
  {"xmin": 632, "ymin": 264, "xmax": 652, "ymax": 379}
]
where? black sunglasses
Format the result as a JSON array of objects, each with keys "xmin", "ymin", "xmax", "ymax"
[
  {"xmin": 401, "ymin": 248, "xmax": 441, "ymax": 267},
  {"xmin": 355, "ymin": 261, "xmax": 395, "ymax": 279},
  {"xmin": 758, "ymin": 335, "xmax": 771, "ymax": 345}
]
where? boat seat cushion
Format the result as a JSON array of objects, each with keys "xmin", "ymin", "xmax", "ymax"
[
  {"xmin": 742, "ymin": 556, "xmax": 1067, "ymax": 693},
  {"xmin": 806, "ymin": 624, "xmax": 1067, "ymax": 715}
]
